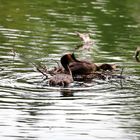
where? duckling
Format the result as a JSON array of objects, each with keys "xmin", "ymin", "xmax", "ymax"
[
  {"xmin": 49, "ymin": 73, "xmax": 73, "ymax": 87},
  {"xmin": 98, "ymin": 63, "xmax": 116, "ymax": 71},
  {"xmin": 49, "ymin": 54, "xmax": 74, "ymax": 87}
]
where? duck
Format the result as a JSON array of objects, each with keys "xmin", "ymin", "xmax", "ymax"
[
  {"xmin": 98, "ymin": 63, "xmax": 117, "ymax": 71},
  {"xmin": 49, "ymin": 73, "xmax": 73, "ymax": 87},
  {"xmin": 49, "ymin": 53, "xmax": 98, "ymax": 86},
  {"xmin": 68, "ymin": 53, "xmax": 98, "ymax": 75},
  {"xmin": 49, "ymin": 54, "xmax": 74, "ymax": 87}
]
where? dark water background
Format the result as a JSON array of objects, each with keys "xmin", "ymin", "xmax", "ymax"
[{"xmin": 0, "ymin": 0, "xmax": 140, "ymax": 140}]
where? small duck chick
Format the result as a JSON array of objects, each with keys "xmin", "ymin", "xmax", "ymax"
[
  {"xmin": 49, "ymin": 74, "xmax": 73, "ymax": 87},
  {"xmin": 49, "ymin": 54, "xmax": 74, "ymax": 87},
  {"xmin": 98, "ymin": 64, "xmax": 116, "ymax": 71}
]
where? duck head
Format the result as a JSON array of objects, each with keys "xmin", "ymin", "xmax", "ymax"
[{"xmin": 60, "ymin": 53, "xmax": 76, "ymax": 71}]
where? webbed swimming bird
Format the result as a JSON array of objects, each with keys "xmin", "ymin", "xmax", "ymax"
[
  {"xmin": 69, "ymin": 53, "xmax": 98, "ymax": 75},
  {"xmin": 49, "ymin": 53, "xmax": 98, "ymax": 86},
  {"xmin": 49, "ymin": 54, "xmax": 74, "ymax": 87}
]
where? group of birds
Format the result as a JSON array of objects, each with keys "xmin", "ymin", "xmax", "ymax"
[
  {"xmin": 49, "ymin": 53, "xmax": 116, "ymax": 87},
  {"xmin": 37, "ymin": 32, "xmax": 139, "ymax": 87},
  {"xmin": 32, "ymin": 32, "xmax": 125, "ymax": 87}
]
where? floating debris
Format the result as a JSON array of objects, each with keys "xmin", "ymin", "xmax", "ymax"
[
  {"xmin": 76, "ymin": 32, "xmax": 91, "ymax": 43},
  {"xmin": 75, "ymin": 32, "xmax": 94, "ymax": 50}
]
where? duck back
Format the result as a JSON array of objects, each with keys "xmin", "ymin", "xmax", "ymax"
[{"xmin": 69, "ymin": 61, "xmax": 97, "ymax": 75}]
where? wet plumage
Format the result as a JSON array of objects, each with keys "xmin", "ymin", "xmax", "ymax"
[
  {"xmin": 49, "ymin": 54, "xmax": 74, "ymax": 87},
  {"xmin": 68, "ymin": 53, "xmax": 98, "ymax": 75}
]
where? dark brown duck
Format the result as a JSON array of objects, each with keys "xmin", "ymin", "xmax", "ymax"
[{"xmin": 68, "ymin": 53, "xmax": 98, "ymax": 75}]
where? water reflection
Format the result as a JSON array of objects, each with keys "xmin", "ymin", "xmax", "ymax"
[{"xmin": 60, "ymin": 89, "xmax": 74, "ymax": 97}]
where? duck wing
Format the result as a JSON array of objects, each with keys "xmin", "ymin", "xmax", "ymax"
[{"xmin": 69, "ymin": 61, "xmax": 97, "ymax": 75}]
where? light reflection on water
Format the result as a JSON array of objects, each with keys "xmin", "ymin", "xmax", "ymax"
[
  {"xmin": 0, "ymin": 86, "xmax": 139, "ymax": 140},
  {"xmin": 0, "ymin": 0, "xmax": 140, "ymax": 140}
]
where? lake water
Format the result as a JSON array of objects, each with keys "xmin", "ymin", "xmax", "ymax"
[{"xmin": 0, "ymin": 0, "xmax": 140, "ymax": 140}]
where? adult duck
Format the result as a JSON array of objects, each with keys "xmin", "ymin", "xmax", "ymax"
[
  {"xmin": 68, "ymin": 53, "xmax": 98, "ymax": 75},
  {"xmin": 60, "ymin": 53, "xmax": 116, "ymax": 81}
]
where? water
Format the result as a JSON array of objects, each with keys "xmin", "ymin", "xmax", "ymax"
[{"xmin": 0, "ymin": 0, "xmax": 140, "ymax": 140}]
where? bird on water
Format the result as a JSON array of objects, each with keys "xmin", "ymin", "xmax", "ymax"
[
  {"xmin": 49, "ymin": 54, "xmax": 74, "ymax": 87},
  {"xmin": 49, "ymin": 53, "xmax": 98, "ymax": 86}
]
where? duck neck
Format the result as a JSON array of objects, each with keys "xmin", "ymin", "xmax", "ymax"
[
  {"xmin": 60, "ymin": 54, "xmax": 73, "ymax": 77},
  {"xmin": 61, "ymin": 61, "xmax": 72, "ymax": 77},
  {"xmin": 67, "ymin": 65, "xmax": 72, "ymax": 76},
  {"xmin": 71, "ymin": 53, "xmax": 80, "ymax": 62},
  {"xmin": 63, "ymin": 64, "xmax": 72, "ymax": 75}
]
